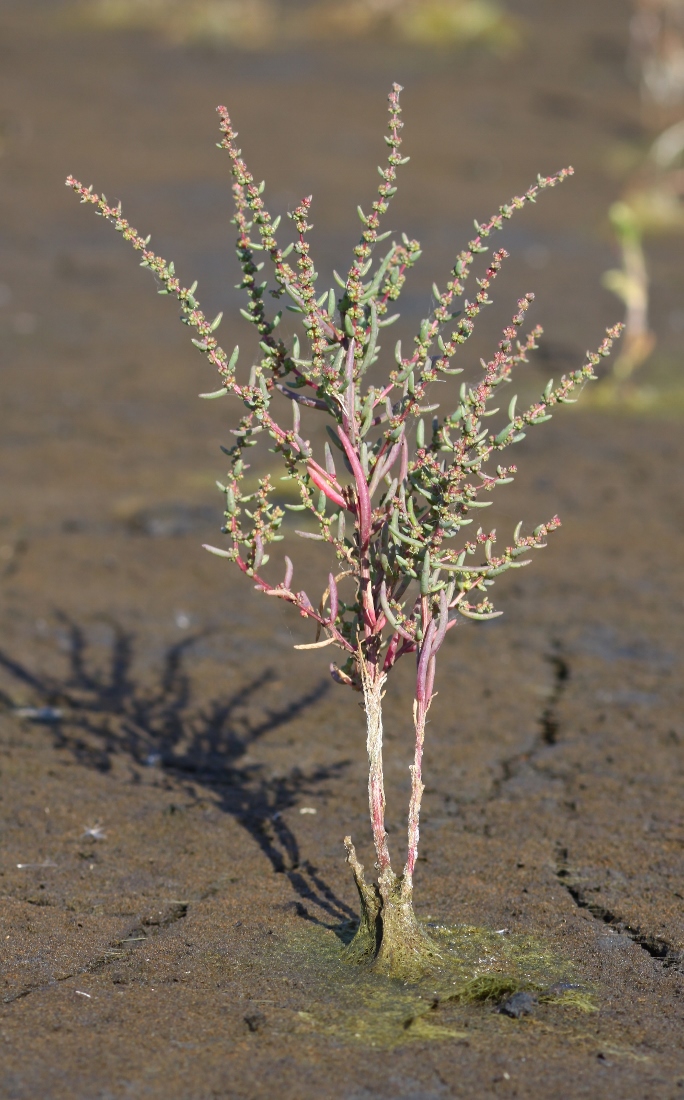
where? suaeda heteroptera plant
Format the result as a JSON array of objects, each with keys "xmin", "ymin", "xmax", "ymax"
[{"xmin": 66, "ymin": 85, "xmax": 620, "ymax": 979}]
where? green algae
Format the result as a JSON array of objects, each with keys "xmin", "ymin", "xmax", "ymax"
[
  {"xmin": 263, "ymin": 920, "xmax": 597, "ymax": 1048},
  {"xmin": 540, "ymin": 988, "xmax": 598, "ymax": 1014}
]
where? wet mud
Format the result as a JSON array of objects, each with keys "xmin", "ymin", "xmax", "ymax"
[{"xmin": 1, "ymin": 1, "xmax": 683, "ymax": 1096}]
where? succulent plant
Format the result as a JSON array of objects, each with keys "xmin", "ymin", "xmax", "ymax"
[{"xmin": 67, "ymin": 85, "xmax": 620, "ymax": 977}]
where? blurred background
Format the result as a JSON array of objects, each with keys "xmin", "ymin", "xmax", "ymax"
[{"xmin": 1, "ymin": 0, "xmax": 683, "ymax": 566}]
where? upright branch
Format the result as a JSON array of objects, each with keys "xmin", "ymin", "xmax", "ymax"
[{"xmin": 66, "ymin": 85, "xmax": 621, "ymax": 978}]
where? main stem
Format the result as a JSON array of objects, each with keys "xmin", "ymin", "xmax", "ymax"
[
  {"xmin": 405, "ymin": 695, "xmax": 427, "ymax": 886},
  {"xmin": 343, "ymin": 657, "xmax": 439, "ymax": 979},
  {"xmin": 361, "ymin": 661, "xmax": 392, "ymax": 875}
]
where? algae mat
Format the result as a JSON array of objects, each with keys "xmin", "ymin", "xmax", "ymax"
[{"xmin": 263, "ymin": 921, "xmax": 595, "ymax": 1047}]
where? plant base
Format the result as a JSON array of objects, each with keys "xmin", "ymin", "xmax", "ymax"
[{"xmin": 343, "ymin": 837, "xmax": 441, "ymax": 980}]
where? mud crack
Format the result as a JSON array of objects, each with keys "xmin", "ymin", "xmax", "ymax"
[
  {"xmin": 539, "ymin": 650, "xmax": 569, "ymax": 746},
  {"xmin": 555, "ymin": 849, "xmax": 681, "ymax": 969},
  {"xmin": 490, "ymin": 642, "xmax": 570, "ymax": 795},
  {"xmin": 2, "ymin": 902, "xmax": 189, "ymax": 1004}
]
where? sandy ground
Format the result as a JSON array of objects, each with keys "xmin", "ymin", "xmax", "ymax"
[{"xmin": 0, "ymin": 1, "xmax": 683, "ymax": 1096}]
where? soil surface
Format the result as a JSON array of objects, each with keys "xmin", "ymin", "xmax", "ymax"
[{"xmin": 1, "ymin": 1, "xmax": 683, "ymax": 1096}]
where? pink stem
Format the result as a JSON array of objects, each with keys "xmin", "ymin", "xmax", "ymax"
[
  {"xmin": 307, "ymin": 455, "xmax": 339, "ymax": 483},
  {"xmin": 368, "ymin": 437, "xmax": 402, "ymax": 496},
  {"xmin": 235, "ymin": 555, "xmax": 355, "ymax": 653},
  {"xmin": 336, "ymin": 426, "xmax": 371, "ymax": 547},
  {"xmin": 416, "ymin": 618, "xmax": 436, "ymax": 704},
  {"xmin": 382, "ymin": 632, "xmax": 402, "ymax": 672},
  {"xmin": 405, "ymin": 614, "xmax": 441, "ymax": 884},
  {"xmin": 373, "ymin": 382, "xmax": 394, "ymax": 408},
  {"xmin": 307, "ymin": 464, "xmax": 348, "ymax": 511},
  {"xmin": 431, "ymin": 589, "xmax": 449, "ymax": 654},
  {"xmin": 424, "ymin": 653, "xmax": 436, "ymax": 701}
]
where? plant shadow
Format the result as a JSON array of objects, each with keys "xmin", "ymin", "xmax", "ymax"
[{"xmin": 0, "ymin": 613, "xmax": 358, "ymax": 940}]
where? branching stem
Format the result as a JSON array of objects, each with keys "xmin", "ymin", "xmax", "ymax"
[{"xmin": 66, "ymin": 84, "xmax": 623, "ymax": 979}]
